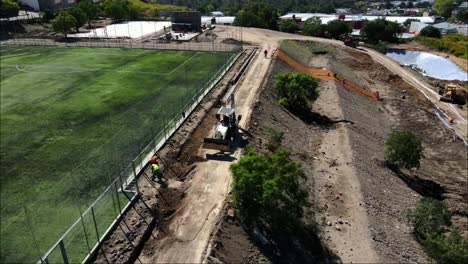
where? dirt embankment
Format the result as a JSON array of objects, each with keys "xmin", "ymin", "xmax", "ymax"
[
  {"xmin": 326, "ymin": 45, "xmax": 467, "ymax": 262},
  {"xmin": 208, "ymin": 41, "xmax": 467, "ymax": 264}
]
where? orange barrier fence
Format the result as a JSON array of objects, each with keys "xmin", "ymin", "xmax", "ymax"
[{"xmin": 276, "ymin": 50, "xmax": 376, "ymax": 102}]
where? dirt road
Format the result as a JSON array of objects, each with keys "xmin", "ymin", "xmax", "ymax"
[{"xmin": 138, "ymin": 48, "xmax": 271, "ymax": 263}]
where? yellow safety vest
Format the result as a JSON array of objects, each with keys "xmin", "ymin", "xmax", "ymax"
[{"xmin": 152, "ymin": 164, "xmax": 160, "ymax": 172}]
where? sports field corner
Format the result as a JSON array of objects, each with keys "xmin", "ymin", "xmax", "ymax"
[{"xmin": 0, "ymin": 45, "xmax": 238, "ymax": 263}]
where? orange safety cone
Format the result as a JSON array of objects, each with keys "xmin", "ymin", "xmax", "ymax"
[
  {"xmin": 449, "ymin": 117, "xmax": 455, "ymax": 123},
  {"xmin": 375, "ymin": 91, "xmax": 380, "ymax": 100}
]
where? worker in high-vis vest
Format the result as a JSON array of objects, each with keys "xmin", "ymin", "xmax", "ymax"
[{"xmin": 151, "ymin": 163, "xmax": 162, "ymax": 181}]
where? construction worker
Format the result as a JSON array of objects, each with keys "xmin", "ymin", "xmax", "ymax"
[
  {"xmin": 151, "ymin": 163, "xmax": 162, "ymax": 182},
  {"xmin": 264, "ymin": 49, "xmax": 268, "ymax": 58}
]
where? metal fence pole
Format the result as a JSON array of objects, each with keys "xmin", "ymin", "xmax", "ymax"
[
  {"xmin": 23, "ymin": 206, "xmax": 42, "ymax": 262},
  {"xmin": 58, "ymin": 240, "xmax": 69, "ymax": 264},
  {"xmin": 78, "ymin": 206, "xmax": 91, "ymax": 253}
]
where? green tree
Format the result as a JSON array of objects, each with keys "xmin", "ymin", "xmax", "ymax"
[
  {"xmin": 0, "ymin": 0, "xmax": 19, "ymax": 19},
  {"xmin": 51, "ymin": 11, "xmax": 77, "ymax": 38},
  {"xmin": 234, "ymin": 2, "xmax": 279, "ymax": 30},
  {"xmin": 230, "ymin": 146, "xmax": 308, "ymax": 228},
  {"xmin": 279, "ymin": 19, "xmax": 299, "ymax": 33},
  {"xmin": 434, "ymin": 0, "xmax": 455, "ymax": 17},
  {"xmin": 77, "ymin": 0, "xmax": 100, "ymax": 28},
  {"xmin": 423, "ymin": 231, "xmax": 468, "ymax": 264},
  {"xmin": 326, "ymin": 19, "xmax": 352, "ymax": 39},
  {"xmin": 103, "ymin": 0, "xmax": 128, "ymax": 21},
  {"xmin": 362, "ymin": 18, "xmax": 404, "ymax": 44},
  {"xmin": 385, "ymin": 131, "xmax": 423, "ymax": 169},
  {"xmin": 420, "ymin": 26, "xmax": 442, "ymax": 38},
  {"xmin": 303, "ymin": 16, "xmax": 326, "ymax": 37},
  {"xmin": 407, "ymin": 198, "xmax": 451, "ymax": 239},
  {"xmin": 456, "ymin": 10, "xmax": 468, "ymax": 23},
  {"xmin": 274, "ymin": 73, "xmax": 319, "ymax": 115},
  {"xmin": 68, "ymin": 7, "xmax": 87, "ymax": 32}
]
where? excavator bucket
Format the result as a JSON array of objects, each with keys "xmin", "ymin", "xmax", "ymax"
[{"xmin": 202, "ymin": 138, "xmax": 230, "ymax": 152}]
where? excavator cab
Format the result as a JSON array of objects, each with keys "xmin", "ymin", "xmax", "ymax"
[{"xmin": 439, "ymin": 83, "xmax": 466, "ymax": 105}]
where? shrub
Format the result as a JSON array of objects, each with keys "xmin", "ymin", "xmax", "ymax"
[
  {"xmin": 385, "ymin": 131, "xmax": 423, "ymax": 169},
  {"xmin": 362, "ymin": 18, "xmax": 404, "ymax": 44},
  {"xmin": 371, "ymin": 42, "xmax": 389, "ymax": 54},
  {"xmin": 279, "ymin": 19, "xmax": 299, "ymax": 33},
  {"xmin": 230, "ymin": 147, "xmax": 308, "ymax": 229},
  {"xmin": 303, "ymin": 17, "xmax": 326, "ymax": 37},
  {"xmin": 420, "ymin": 26, "xmax": 442, "ymax": 39},
  {"xmin": 266, "ymin": 128, "xmax": 284, "ymax": 151},
  {"xmin": 416, "ymin": 34, "xmax": 468, "ymax": 59},
  {"xmin": 234, "ymin": 2, "xmax": 279, "ymax": 30},
  {"xmin": 326, "ymin": 19, "xmax": 352, "ymax": 39},
  {"xmin": 406, "ymin": 198, "xmax": 451, "ymax": 239},
  {"xmin": 423, "ymin": 231, "xmax": 468, "ymax": 264},
  {"xmin": 274, "ymin": 73, "xmax": 319, "ymax": 115},
  {"xmin": 0, "ymin": 0, "xmax": 19, "ymax": 19}
]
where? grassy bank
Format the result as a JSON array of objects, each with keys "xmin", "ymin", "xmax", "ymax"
[{"xmin": 416, "ymin": 34, "xmax": 468, "ymax": 59}]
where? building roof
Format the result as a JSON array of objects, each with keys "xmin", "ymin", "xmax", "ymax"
[
  {"xmin": 201, "ymin": 16, "xmax": 235, "ymax": 24},
  {"xmin": 409, "ymin": 21, "xmax": 429, "ymax": 33},
  {"xmin": 433, "ymin": 22, "xmax": 459, "ymax": 30},
  {"xmin": 279, "ymin": 13, "xmax": 435, "ymax": 24},
  {"xmin": 210, "ymin": 11, "xmax": 224, "ymax": 16},
  {"xmin": 459, "ymin": 1, "xmax": 468, "ymax": 9}
]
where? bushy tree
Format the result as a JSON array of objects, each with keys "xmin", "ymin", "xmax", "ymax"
[
  {"xmin": 77, "ymin": 0, "xmax": 100, "ymax": 28},
  {"xmin": 456, "ymin": 10, "xmax": 468, "ymax": 23},
  {"xmin": 407, "ymin": 198, "xmax": 451, "ymax": 239},
  {"xmin": 362, "ymin": 18, "xmax": 404, "ymax": 44},
  {"xmin": 434, "ymin": 0, "xmax": 455, "ymax": 18},
  {"xmin": 230, "ymin": 147, "xmax": 308, "ymax": 228},
  {"xmin": 0, "ymin": 0, "xmax": 19, "ymax": 19},
  {"xmin": 51, "ymin": 11, "xmax": 77, "ymax": 38},
  {"xmin": 407, "ymin": 198, "xmax": 468, "ymax": 264},
  {"xmin": 103, "ymin": 0, "xmax": 128, "ymax": 21},
  {"xmin": 420, "ymin": 26, "xmax": 442, "ymax": 38},
  {"xmin": 303, "ymin": 17, "xmax": 326, "ymax": 37},
  {"xmin": 326, "ymin": 19, "xmax": 352, "ymax": 39},
  {"xmin": 68, "ymin": 7, "xmax": 87, "ymax": 32},
  {"xmin": 423, "ymin": 231, "xmax": 468, "ymax": 264},
  {"xmin": 279, "ymin": 19, "xmax": 299, "ymax": 33},
  {"xmin": 274, "ymin": 73, "xmax": 319, "ymax": 115},
  {"xmin": 234, "ymin": 2, "xmax": 279, "ymax": 30},
  {"xmin": 385, "ymin": 131, "xmax": 423, "ymax": 169}
]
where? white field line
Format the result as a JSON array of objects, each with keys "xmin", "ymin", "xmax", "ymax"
[
  {"xmin": 52, "ymin": 50, "xmax": 150, "ymax": 57},
  {"xmin": 166, "ymin": 52, "xmax": 200, "ymax": 74}
]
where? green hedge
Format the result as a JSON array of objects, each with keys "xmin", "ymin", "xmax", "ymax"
[{"xmin": 416, "ymin": 34, "xmax": 468, "ymax": 59}]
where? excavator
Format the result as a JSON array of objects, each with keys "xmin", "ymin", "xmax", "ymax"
[
  {"xmin": 439, "ymin": 83, "xmax": 467, "ymax": 105},
  {"xmin": 203, "ymin": 94, "xmax": 241, "ymax": 152},
  {"xmin": 342, "ymin": 35, "xmax": 359, "ymax": 48}
]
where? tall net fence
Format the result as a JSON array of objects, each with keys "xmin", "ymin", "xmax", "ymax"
[{"xmin": 0, "ymin": 44, "xmax": 240, "ymax": 263}]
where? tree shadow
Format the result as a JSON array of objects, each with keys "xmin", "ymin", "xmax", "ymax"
[
  {"xmin": 387, "ymin": 163, "xmax": 446, "ymax": 200},
  {"xmin": 248, "ymin": 222, "xmax": 341, "ymax": 263}
]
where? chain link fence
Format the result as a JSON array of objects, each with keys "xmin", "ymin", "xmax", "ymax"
[{"xmin": 0, "ymin": 41, "xmax": 240, "ymax": 263}]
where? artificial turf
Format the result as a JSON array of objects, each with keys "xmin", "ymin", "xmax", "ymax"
[{"xmin": 0, "ymin": 45, "xmax": 235, "ymax": 263}]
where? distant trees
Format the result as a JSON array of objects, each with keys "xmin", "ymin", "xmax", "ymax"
[
  {"xmin": 68, "ymin": 7, "xmax": 87, "ymax": 32},
  {"xmin": 434, "ymin": 0, "xmax": 455, "ymax": 18},
  {"xmin": 385, "ymin": 131, "xmax": 423, "ymax": 169},
  {"xmin": 230, "ymin": 146, "xmax": 308, "ymax": 228},
  {"xmin": 303, "ymin": 17, "xmax": 326, "ymax": 37},
  {"xmin": 326, "ymin": 19, "xmax": 352, "ymax": 39},
  {"xmin": 420, "ymin": 26, "xmax": 442, "ymax": 38},
  {"xmin": 76, "ymin": 0, "xmax": 100, "ymax": 28},
  {"xmin": 51, "ymin": 11, "xmax": 77, "ymax": 38},
  {"xmin": 279, "ymin": 19, "xmax": 299, "ymax": 33},
  {"xmin": 274, "ymin": 73, "xmax": 319, "ymax": 115},
  {"xmin": 103, "ymin": 0, "xmax": 129, "ymax": 21},
  {"xmin": 234, "ymin": 2, "xmax": 279, "ymax": 30},
  {"xmin": 0, "ymin": 0, "xmax": 19, "ymax": 19},
  {"xmin": 361, "ymin": 18, "xmax": 404, "ymax": 44}
]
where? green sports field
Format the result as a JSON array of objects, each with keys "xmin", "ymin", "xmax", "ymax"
[{"xmin": 0, "ymin": 45, "xmax": 236, "ymax": 263}]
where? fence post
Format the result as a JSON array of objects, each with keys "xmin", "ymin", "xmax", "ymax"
[
  {"xmin": 23, "ymin": 206, "xmax": 42, "ymax": 262},
  {"xmin": 78, "ymin": 206, "xmax": 91, "ymax": 253},
  {"xmin": 58, "ymin": 240, "xmax": 69, "ymax": 264}
]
